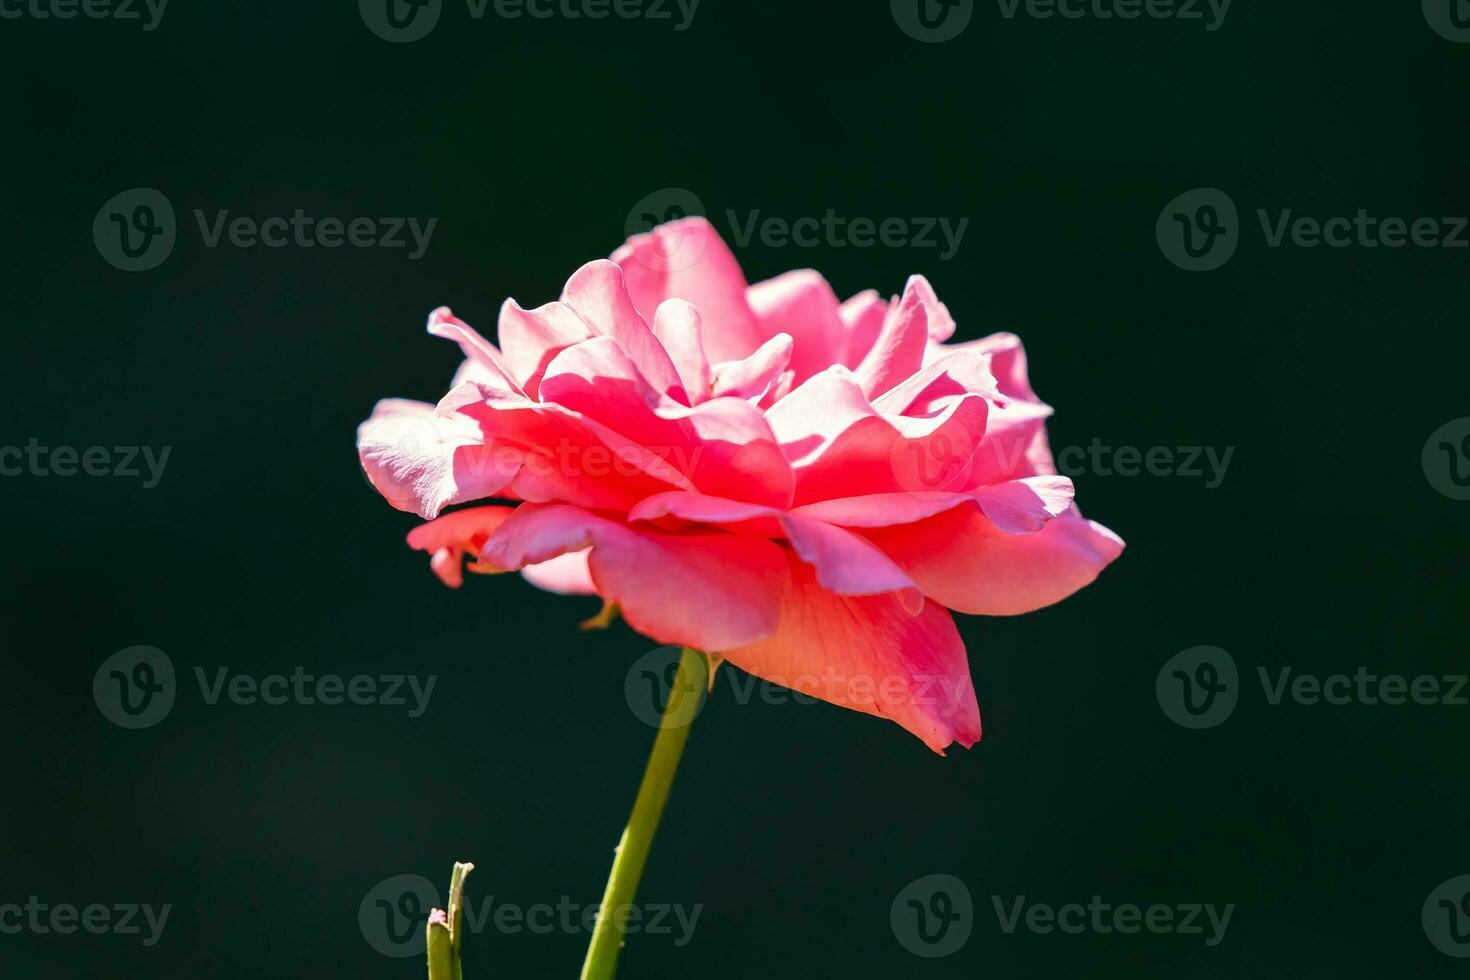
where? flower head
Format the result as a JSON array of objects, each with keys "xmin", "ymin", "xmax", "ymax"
[{"xmin": 358, "ymin": 218, "xmax": 1122, "ymax": 752}]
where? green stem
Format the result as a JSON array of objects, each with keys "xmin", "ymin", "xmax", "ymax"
[{"xmin": 580, "ymin": 647, "xmax": 708, "ymax": 980}]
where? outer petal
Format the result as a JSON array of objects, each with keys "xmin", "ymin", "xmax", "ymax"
[
  {"xmin": 787, "ymin": 476, "xmax": 1072, "ymax": 535},
  {"xmin": 780, "ymin": 513, "xmax": 925, "ymax": 614},
  {"xmin": 357, "ymin": 398, "xmax": 518, "ymax": 519},
  {"xmin": 627, "ymin": 490, "xmax": 780, "ymax": 529},
  {"xmin": 482, "ymin": 504, "xmax": 787, "ymax": 651},
  {"xmin": 973, "ymin": 476, "xmax": 1075, "ymax": 534},
  {"xmin": 611, "ymin": 217, "xmax": 764, "ymax": 364},
  {"xmin": 518, "ymin": 549, "xmax": 597, "ymax": 596},
  {"xmin": 862, "ymin": 505, "xmax": 1125, "ymax": 616},
  {"xmin": 627, "ymin": 490, "xmax": 925, "ymax": 613},
  {"xmin": 722, "ymin": 553, "xmax": 982, "ymax": 754},
  {"xmin": 790, "ymin": 491, "xmax": 978, "ymax": 528},
  {"xmin": 406, "ymin": 505, "xmax": 516, "ymax": 588}
]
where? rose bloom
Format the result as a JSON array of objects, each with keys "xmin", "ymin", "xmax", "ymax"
[{"xmin": 358, "ymin": 218, "xmax": 1122, "ymax": 752}]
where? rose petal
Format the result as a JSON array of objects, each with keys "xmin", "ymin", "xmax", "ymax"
[
  {"xmin": 357, "ymin": 398, "xmax": 518, "ymax": 519},
  {"xmin": 709, "ymin": 333, "xmax": 793, "ymax": 403},
  {"xmin": 426, "ymin": 307, "xmax": 522, "ymax": 394},
  {"xmin": 839, "ymin": 289, "xmax": 891, "ymax": 369},
  {"xmin": 852, "ymin": 277, "xmax": 934, "ymax": 399},
  {"xmin": 745, "ymin": 270, "xmax": 846, "ymax": 385},
  {"xmin": 611, "ymin": 217, "xmax": 764, "ymax": 363},
  {"xmin": 519, "ymin": 549, "xmax": 597, "ymax": 596},
  {"xmin": 764, "ymin": 367, "xmax": 990, "ymax": 505},
  {"xmin": 973, "ymin": 476, "xmax": 1075, "ymax": 534},
  {"xmin": 627, "ymin": 491, "xmax": 921, "ymax": 612},
  {"xmin": 496, "ymin": 298, "xmax": 593, "ymax": 398},
  {"xmin": 560, "ymin": 259, "xmax": 686, "ymax": 400},
  {"xmin": 863, "ymin": 505, "xmax": 1125, "ymax": 616},
  {"xmin": 482, "ymin": 503, "xmax": 788, "ymax": 650},
  {"xmin": 440, "ymin": 380, "xmax": 691, "ymax": 510},
  {"xmin": 406, "ymin": 505, "xmax": 516, "ymax": 588},
  {"xmin": 539, "ymin": 337, "xmax": 795, "ymax": 507},
  {"xmin": 722, "ymin": 553, "xmax": 981, "ymax": 754},
  {"xmin": 651, "ymin": 299, "xmax": 712, "ymax": 404}
]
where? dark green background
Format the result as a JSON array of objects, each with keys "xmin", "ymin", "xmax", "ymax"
[{"xmin": 3, "ymin": 1, "xmax": 1468, "ymax": 976}]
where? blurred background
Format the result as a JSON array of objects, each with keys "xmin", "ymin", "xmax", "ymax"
[{"xmin": 2, "ymin": 1, "xmax": 1468, "ymax": 977}]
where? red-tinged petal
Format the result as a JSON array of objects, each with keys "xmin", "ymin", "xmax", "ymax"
[
  {"xmin": 839, "ymin": 289, "xmax": 890, "ymax": 368},
  {"xmin": 357, "ymin": 398, "xmax": 518, "ymax": 519},
  {"xmin": 611, "ymin": 217, "xmax": 764, "ymax": 364},
  {"xmin": 788, "ymin": 476, "xmax": 1072, "ymax": 535},
  {"xmin": 745, "ymin": 270, "xmax": 846, "ymax": 385},
  {"xmin": 482, "ymin": 504, "xmax": 787, "ymax": 651},
  {"xmin": 651, "ymin": 299, "xmax": 712, "ymax": 404},
  {"xmin": 863, "ymin": 505, "xmax": 1125, "ymax": 616},
  {"xmin": 709, "ymin": 333, "xmax": 793, "ymax": 402},
  {"xmin": 721, "ymin": 553, "xmax": 981, "ymax": 754},
  {"xmin": 496, "ymin": 298, "xmax": 593, "ymax": 398},
  {"xmin": 780, "ymin": 513, "xmax": 924, "ymax": 614},
  {"xmin": 627, "ymin": 490, "xmax": 779, "ymax": 528},
  {"xmin": 626, "ymin": 491, "xmax": 921, "ymax": 612},
  {"xmin": 789, "ymin": 491, "xmax": 976, "ymax": 528},
  {"xmin": 539, "ymin": 337, "xmax": 795, "ymax": 507},
  {"xmin": 560, "ymin": 259, "xmax": 686, "ymax": 400},
  {"xmin": 446, "ymin": 381, "xmax": 693, "ymax": 509},
  {"xmin": 406, "ymin": 506, "xmax": 517, "ymax": 588}
]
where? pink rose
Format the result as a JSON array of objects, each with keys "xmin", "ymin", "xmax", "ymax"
[{"xmin": 358, "ymin": 217, "xmax": 1122, "ymax": 753}]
